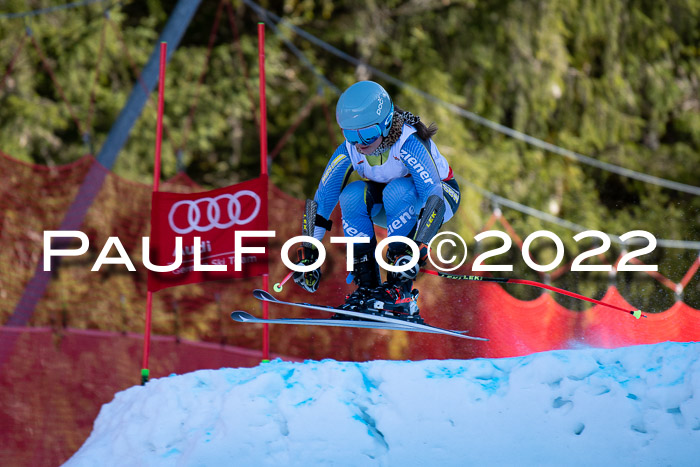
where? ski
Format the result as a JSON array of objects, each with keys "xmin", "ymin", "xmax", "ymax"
[
  {"xmin": 248, "ymin": 289, "xmax": 488, "ymax": 341},
  {"xmin": 231, "ymin": 311, "xmax": 455, "ymax": 334}
]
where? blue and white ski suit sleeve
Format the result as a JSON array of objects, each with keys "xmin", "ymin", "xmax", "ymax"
[
  {"xmin": 311, "ymin": 144, "xmax": 354, "ymax": 240},
  {"xmin": 311, "ymin": 131, "xmax": 456, "ymax": 241}
]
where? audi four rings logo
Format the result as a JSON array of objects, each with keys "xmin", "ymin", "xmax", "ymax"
[{"xmin": 168, "ymin": 191, "xmax": 262, "ymax": 234}]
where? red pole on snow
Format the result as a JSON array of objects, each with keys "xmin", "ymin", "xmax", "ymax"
[
  {"xmin": 258, "ymin": 23, "xmax": 270, "ymax": 362},
  {"xmin": 142, "ymin": 42, "xmax": 168, "ymax": 385}
]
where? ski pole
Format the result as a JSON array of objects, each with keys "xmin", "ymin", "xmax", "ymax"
[
  {"xmin": 275, "ymin": 199, "xmax": 318, "ymax": 293},
  {"xmin": 421, "ymin": 269, "xmax": 645, "ymax": 319},
  {"xmin": 273, "ymin": 270, "xmax": 294, "ymax": 292}
]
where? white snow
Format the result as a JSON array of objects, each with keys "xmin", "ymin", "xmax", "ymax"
[{"xmin": 65, "ymin": 341, "xmax": 700, "ymax": 466}]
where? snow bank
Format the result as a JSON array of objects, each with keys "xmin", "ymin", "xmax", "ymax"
[{"xmin": 65, "ymin": 342, "xmax": 700, "ymax": 466}]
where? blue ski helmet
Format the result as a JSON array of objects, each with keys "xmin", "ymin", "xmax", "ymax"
[{"xmin": 336, "ymin": 81, "xmax": 394, "ymax": 144}]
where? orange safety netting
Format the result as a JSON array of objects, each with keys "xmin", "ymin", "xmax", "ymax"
[
  {"xmin": 0, "ymin": 326, "xmax": 297, "ymax": 467},
  {"xmin": 449, "ymin": 283, "xmax": 700, "ymax": 359},
  {"xmin": 582, "ymin": 287, "xmax": 700, "ymax": 348}
]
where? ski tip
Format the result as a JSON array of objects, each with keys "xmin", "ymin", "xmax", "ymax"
[
  {"xmin": 430, "ymin": 326, "xmax": 487, "ymax": 340},
  {"xmin": 461, "ymin": 335, "xmax": 489, "ymax": 341},
  {"xmin": 231, "ymin": 311, "xmax": 256, "ymax": 322},
  {"xmin": 253, "ymin": 289, "xmax": 276, "ymax": 301}
]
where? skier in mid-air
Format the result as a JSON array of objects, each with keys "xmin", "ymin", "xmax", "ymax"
[{"xmin": 293, "ymin": 80, "xmax": 461, "ymax": 321}]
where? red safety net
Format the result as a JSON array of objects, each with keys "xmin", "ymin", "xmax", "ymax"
[
  {"xmin": 446, "ymin": 283, "xmax": 700, "ymax": 359},
  {"xmin": 0, "ymin": 326, "xmax": 297, "ymax": 467}
]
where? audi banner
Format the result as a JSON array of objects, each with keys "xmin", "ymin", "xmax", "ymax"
[{"xmin": 147, "ymin": 176, "xmax": 269, "ymax": 292}]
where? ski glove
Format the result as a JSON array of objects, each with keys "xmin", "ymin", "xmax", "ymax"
[{"xmin": 293, "ymin": 245, "xmax": 322, "ymax": 293}]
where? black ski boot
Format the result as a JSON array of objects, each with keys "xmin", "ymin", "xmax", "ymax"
[
  {"xmin": 334, "ymin": 239, "xmax": 381, "ymax": 319},
  {"xmin": 339, "ymin": 244, "xmax": 423, "ymax": 323},
  {"xmin": 364, "ymin": 244, "xmax": 423, "ymax": 323},
  {"xmin": 364, "ymin": 280, "xmax": 423, "ymax": 323}
]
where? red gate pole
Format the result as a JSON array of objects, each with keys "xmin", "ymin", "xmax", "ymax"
[
  {"xmin": 258, "ymin": 23, "xmax": 270, "ymax": 362},
  {"xmin": 142, "ymin": 42, "xmax": 168, "ymax": 385}
]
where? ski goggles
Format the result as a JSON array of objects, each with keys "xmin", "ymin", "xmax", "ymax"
[{"xmin": 342, "ymin": 124, "xmax": 383, "ymax": 145}]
